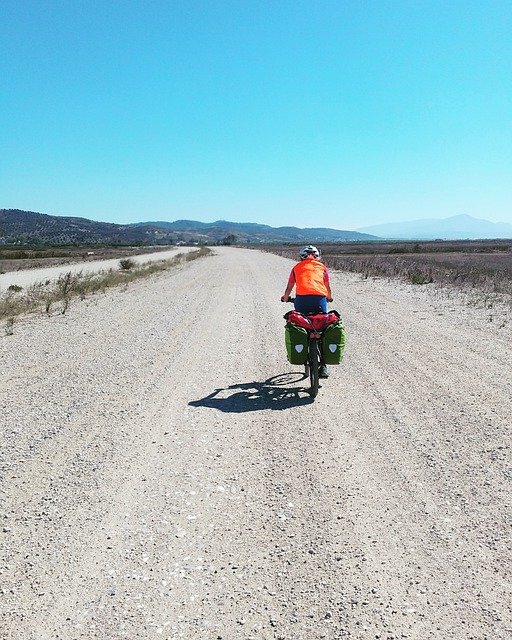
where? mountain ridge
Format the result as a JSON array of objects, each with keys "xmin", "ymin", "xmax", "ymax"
[
  {"xmin": 0, "ymin": 210, "xmax": 377, "ymax": 245},
  {"xmin": 3, "ymin": 209, "xmax": 510, "ymax": 245}
]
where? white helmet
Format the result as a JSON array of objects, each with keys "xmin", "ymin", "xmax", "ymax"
[{"xmin": 299, "ymin": 244, "xmax": 320, "ymax": 259}]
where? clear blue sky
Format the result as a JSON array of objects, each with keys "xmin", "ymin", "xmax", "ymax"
[{"xmin": 2, "ymin": 0, "xmax": 511, "ymax": 229}]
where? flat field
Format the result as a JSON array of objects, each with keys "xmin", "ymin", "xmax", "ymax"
[{"xmin": 264, "ymin": 239, "xmax": 512, "ymax": 297}]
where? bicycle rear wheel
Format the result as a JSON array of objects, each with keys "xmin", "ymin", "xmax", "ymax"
[{"xmin": 308, "ymin": 338, "xmax": 320, "ymax": 398}]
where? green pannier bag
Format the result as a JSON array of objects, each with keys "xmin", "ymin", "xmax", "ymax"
[
  {"xmin": 285, "ymin": 323, "xmax": 308, "ymax": 365},
  {"xmin": 322, "ymin": 321, "xmax": 346, "ymax": 365}
]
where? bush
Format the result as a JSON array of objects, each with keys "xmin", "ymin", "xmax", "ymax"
[
  {"xmin": 56, "ymin": 271, "xmax": 79, "ymax": 296},
  {"xmin": 119, "ymin": 258, "xmax": 136, "ymax": 270},
  {"xmin": 7, "ymin": 284, "xmax": 23, "ymax": 292},
  {"xmin": 408, "ymin": 269, "xmax": 433, "ymax": 285}
]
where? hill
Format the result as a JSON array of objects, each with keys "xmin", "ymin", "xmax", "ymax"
[
  {"xmin": 0, "ymin": 210, "xmax": 377, "ymax": 245},
  {"xmin": 0, "ymin": 209, "xmax": 175, "ymax": 245},
  {"xmin": 136, "ymin": 219, "xmax": 377, "ymax": 243},
  {"xmin": 357, "ymin": 214, "xmax": 512, "ymax": 240}
]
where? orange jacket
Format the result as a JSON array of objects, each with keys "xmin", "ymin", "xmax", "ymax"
[{"xmin": 289, "ymin": 258, "xmax": 329, "ymax": 296}]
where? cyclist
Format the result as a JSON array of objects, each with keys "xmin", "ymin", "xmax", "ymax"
[{"xmin": 281, "ymin": 245, "xmax": 333, "ymax": 378}]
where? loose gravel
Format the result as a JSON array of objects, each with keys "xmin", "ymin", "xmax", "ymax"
[{"xmin": 1, "ymin": 247, "xmax": 510, "ymax": 639}]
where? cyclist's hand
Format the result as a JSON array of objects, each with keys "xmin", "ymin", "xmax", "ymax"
[
  {"xmin": 327, "ymin": 297, "xmax": 333, "ymax": 302},
  {"xmin": 281, "ymin": 295, "xmax": 289, "ymax": 302}
]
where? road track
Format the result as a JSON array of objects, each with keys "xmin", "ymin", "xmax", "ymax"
[{"xmin": 1, "ymin": 247, "xmax": 510, "ymax": 639}]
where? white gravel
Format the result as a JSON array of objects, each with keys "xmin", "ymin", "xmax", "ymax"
[{"xmin": 0, "ymin": 247, "xmax": 510, "ymax": 639}]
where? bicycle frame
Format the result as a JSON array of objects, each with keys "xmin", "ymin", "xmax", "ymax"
[{"xmin": 307, "ymin": 332, "xmax": 322, "ymax": 398}]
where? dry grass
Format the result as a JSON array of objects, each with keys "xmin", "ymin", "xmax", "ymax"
[
  {"xmin": 264, "ymin": 241, "xmax": 512, "ymax": 300},
  {"xmin": 1, "ymin": 247, "xmax": 211, "ymax": 324},
  {"xmin": 0, "ymin": 244, "xmax": 183, "ymax": 274}
]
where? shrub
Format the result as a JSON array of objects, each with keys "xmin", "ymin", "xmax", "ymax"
[
  {"xmin": 7, "ymin": 284, "xmax": 23, "ymax": 292},
  {"xmin": 119, "ymin": 258, "xmax": 136, "ymax": 270},
  {"xmin": 56, "ymin": 271, "xmax": 79, "ymax": 296},
  {"xmin": 408, "ymin": 270, "xmax": 433, "ymax": 285}
]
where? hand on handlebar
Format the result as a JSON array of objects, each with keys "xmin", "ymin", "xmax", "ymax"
[
  {"xmin": 327, "ymin": 297, "xmax": 333, "ymax": 302},
  {"xmin": 281, "ymin": 295, "xmax": 290, "ymax": 302}
]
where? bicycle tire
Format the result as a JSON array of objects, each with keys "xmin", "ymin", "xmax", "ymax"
[{"xmin": 308, "ymin": 337, "xmax": 320, "ymax": 398}]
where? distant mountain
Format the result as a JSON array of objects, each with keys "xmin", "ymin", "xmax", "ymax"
[
  {"xmin": 137, "ymin": 219, "xmax": 378, "ymax": 243},
  {"xmin": 134, "ymin": 219, "xmax": 273, "ymax": 233},
  {"xmin": 0, "ymin": 209, "xmax": 378, "ymax": 245},
  {"xmin": 0, "ymin": 209, "xmax": 173, "ymax": 245},
  {"xmin": 357, "ymin": 214, "xmax": 512, "ymax": 240}
]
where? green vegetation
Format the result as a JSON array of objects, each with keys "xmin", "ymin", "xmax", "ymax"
[
  {"xmin": 221, "ymin": 233, "xmax": 238, "ymax": 245},
  {"xmin": 1, "ymin": 247, "xmax": 212, "ymax": 328}
]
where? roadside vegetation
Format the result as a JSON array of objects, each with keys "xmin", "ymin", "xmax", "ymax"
[
  {"xmin": 264, "ymin": 240, "xmax": 512, "ymax": 300},
  {"xmin": 0, "ymin": 244, "xmax": 192, "ymax": 274},
  {"xmin": 1, "ymin": 247, "xmax": 211, "ymax": 330}
]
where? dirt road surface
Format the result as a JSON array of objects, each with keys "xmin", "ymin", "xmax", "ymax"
[
  {"xmin": 1, "ymin": 247, "xmax": 510, "ymax": 639},
  {"xmin": 0, "ymin": 247, "xmax": 193, "ymax": 293}
]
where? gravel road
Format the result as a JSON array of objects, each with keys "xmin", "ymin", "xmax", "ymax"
[
  {"xmin": 0, "ymin": 247, "xmax": 193, "ymax": 292},
  {"xmin": 1, "ymin": 247, "xmax": 510, "ymax": 639}
]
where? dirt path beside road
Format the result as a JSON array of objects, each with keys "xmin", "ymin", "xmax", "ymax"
[
  {"xmin": 1, "ymin": 247, "xmax": 510, "ymax": 639},
  {"xmin": 0, "ymin": 246, "xmax": 194, "ymax": 292}
]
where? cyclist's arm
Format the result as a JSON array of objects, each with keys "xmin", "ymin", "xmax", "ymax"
[
  {"xmin": 324, "ymin": 268, "xmax": 333, "ymax": 300},
  {"xmin": 281, "ymin": 270, "xmax": 295, "ymax": 301}
]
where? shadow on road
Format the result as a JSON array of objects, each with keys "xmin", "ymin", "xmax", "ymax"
[{"xmin": 188, "ymin": 372, "xmax": 314, "ymax": 413}]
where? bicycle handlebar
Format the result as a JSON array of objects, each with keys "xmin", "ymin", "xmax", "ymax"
[{"xmin": 281, "ymin": 296, "xmax": 333, "ymax": 303}]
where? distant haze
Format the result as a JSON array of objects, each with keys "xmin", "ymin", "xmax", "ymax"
[{"xmin": 357, "ymin": 215, "xmax": 512, "ymax": 240}]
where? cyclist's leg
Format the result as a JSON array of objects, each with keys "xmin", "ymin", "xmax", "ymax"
[
  {"xmin": 317, "ymin": 297, "xmax": 329, "ymax": 377},
  {"xmin": 295, "ymin": 295, "xmax": 327, "ymax": 314}
]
